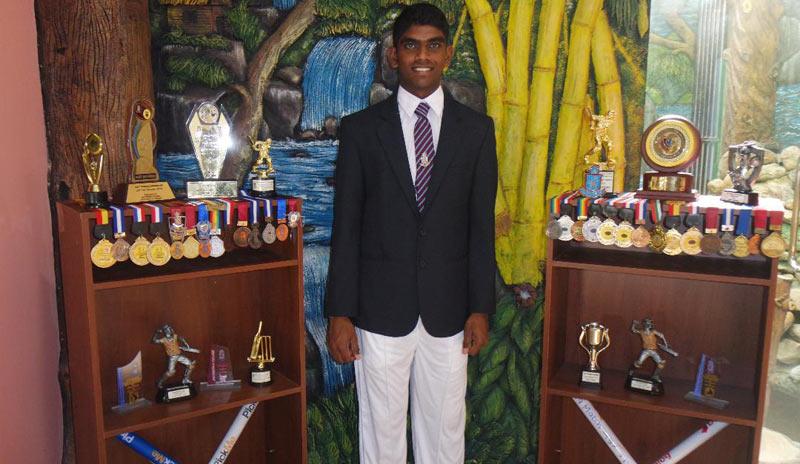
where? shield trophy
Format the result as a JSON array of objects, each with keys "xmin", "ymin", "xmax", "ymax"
[
  {"xmin": 721, "ymin": 141, "xmax": 764, "ymax": 206},
  {"xmin": 185, "ymin": 101, "xmax": 239, "ymax": 199}
]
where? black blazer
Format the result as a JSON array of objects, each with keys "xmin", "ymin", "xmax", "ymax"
[{"xmin": 325, "ymin": 92, "xmax": 497, "ymax": 337}]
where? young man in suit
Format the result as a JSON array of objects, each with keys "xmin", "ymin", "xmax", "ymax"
[{"xmin": 326, "ymin": 3, "xmax": 497, "ymax": 463}]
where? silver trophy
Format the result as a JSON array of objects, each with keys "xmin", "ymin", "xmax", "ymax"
[
  {"xmin": 721, "ymin": 141, "xmax": 764, "ymax": 206},
  {"xmin": 185, "ymin": 101, "xmax": 238, "ymax": 199}
]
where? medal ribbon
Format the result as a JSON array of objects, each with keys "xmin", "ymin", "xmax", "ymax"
[
  {"xmin": 704, "ymin": 207, "xmax": 719, "ymax": 233},
  {"xmin": 129, "ymin": 204, "xmax": 145, "ymax": 224},
  {"xmin": 735, "ymin": 209, "xmax": 752, "ymax": 236},
  {"xmin": 246, "ymin": 198, "xmax": 260, "ymax": 224},
  {"xmin": 688, "ymin": 203, "xmax": 698, "ymax": 215},
  {"xmin": 721, "ymin": 208, "xmax": 734, "ymax": 232},
  {"xmin": 109, "ymin": 205, "xmax": 125, "ymax": 236},
  {"xmin": 144, "ymin": 203, "xmax": 163, "ymax": 223},
  {"xmin": 577, "ymin": 197, "xmax": 590, "ymax": 220},
  {"xmin": 635, "ymin": 199, "xmax": 647, "ymax": 225},
  {"xmin": 610, "ymin": 192, "xmax": 635, "ymax": 208},
  {"xmin": 263, "ymin": 198, "xmax": 272, "ymax": 220},
  {"xmin": 236, "ymin": 201, "xmax": 249, "ymax": 226},
  {"xmin": 768, "ymin": 210, "xmax": 784, "ymax": 232},
  {"xmin": 198, "ymin": 203, "xmax": 210, "ymax": 224},
  {"xmin": 277, "ymin": 199, "xmax": 287, "ymax": 222},
  {"xmin": 650, "ymin": 201, "xmax": 663, "ymax": 225},
  {"xmin": 94, "ymin": 208, "xmax": 110, "ymax": 226},
  {"xmin": 185, "ymin": 203, "xmax": 197, "ymax": 230},
  {"xmin": 219, "ymin": 199, "xmax": 235, "ymax": 226},
  {"xmin": 210, "ymin": 208, "xmax": 221, "ymax": 233},
  {"xmin": 753, "ymin": 207, "xmax": 768, "ymax": 233},
  {"xmin": 667, "ymin": 202, "xmax": 682, "ymax": 217}
]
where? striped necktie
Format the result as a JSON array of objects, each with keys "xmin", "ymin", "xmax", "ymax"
[{"xmin": 414, "ymin": 102, "xmax": 435, "ymax": 212}]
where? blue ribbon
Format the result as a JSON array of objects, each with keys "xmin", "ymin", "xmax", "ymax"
[{"xmin": 735, "ymin": 208, "xmax": 752, "ymax": 236}]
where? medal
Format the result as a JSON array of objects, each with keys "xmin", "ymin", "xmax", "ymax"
[
  {"xmin": 680, "ymin": 203, "xmax": 703, "ymax": 255},
  {"xmin": 570, "ymin": 198, "xmax": 589, "ymax": 242},
  {"xmin": 648, "ymin": 201, "xmax": 666, "ymax": 252},
  {"xmin": 276, "ymin": 199, "xmax": 290, "ymax": 242},
  {"xmin": 168, "ymin": 207, "xmax": 186, "ymax": 242},
  {"xmin": 663, "ymin": 211, "xmax": 683, "ymax": 256},
  {"xmin": 144, "ymin": 203, "xmax": 171, "ymax": 266},
  {"xmin": 234, "ymin": 200, "xmax": 251, "ymax": 247},
  {"xmin": 90, "ymin": 209, "xmax": 115, "ymax": 268},
  {"xmin": 700, "ymin": 207, "xmax": 721, "ymax": 254},
  {"xmin": 733, "ymin": 208, "xmax": 752, "ymax": 258},
  {"xmin": 288, "ymin": 199, "xmax": 301, "ymax": 240},
  {"xmin": 751, "ymin": 207, "xmax": 767, "ymax": 254},
  {"xmin": 210, "ymin": 209, "xmax": 225, "ymax": 258},
  {"xmin": 196, "ymin": 203, "xmax": 212, "ymax": 242},
  {"xmin": 261, "ymin": 199, "xmax": 277, "ymax": 244},
  {"xmin": 183, "ymin": 204, "xmax": 200, "ymax": 259},
  {"xmin": 128, "ymin": 205, "xmax": 151, "ymax": 266},
  {"xmin": 109, "ymin": 206, "xmax": 130, "ymax": 262},
  {"xmin": 595, "ymin": 202, "xmax": 617, "ymax": 246},
  {"xmin": 631, "ymin": 199, "xmax": 650, "ymax": 248},
  {"xmin": 218, "ymin": 199, "xmax": 237, "ymax": 251},
  {"xmin": 761, "ymin": 210, "xmax": 787, "ymax": 258},
  {"xmin": 583, "ymin": 203, "xmax": 603, "ymax": 243},
  {"xmin": 170, "ymin": 240, "xmax": 185, "ymax": 260},
  {"xmin": 718, "ymin": 208, "xmax": 736, "ymax": 256},
  {"xmin": 614, "ymin": 207, "xmax": 635, "ymax": 248},
  {"xmin": 245, "ymin": 197, "xmax": 263, "ymax": 249}
]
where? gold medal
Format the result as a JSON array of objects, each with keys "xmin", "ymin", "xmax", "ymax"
[
  {"xmin": 680, "ymin": 227, "xmax": 703, "ymax": 255},
  {"xmin": 614, "ymin": 221, "xmax": 634, "ymax": 248},
  {"xmin": 571, "ymin": 220, "xmax": 585, "ymax": 242},
  {"xmin": 90, "ymin": 238, "xmax": 115, "ymax": 268},
  {"xmin": 597, "ymin": 219, "xmax": 617, "ymax": 246},
  {"xmin": 733, "ymin": 235, "xmax": 750, "ymax": 258},
  {"xmin": 663, "ymin": 228, "xmax": 683, "ymax": 256},
  {"xmin": 129, "ymin": 236, "xmax": 151, "ymax": 266},
  {"xmin": 147, "ymin": 236, "xmax": 171, "ymax": 266},
  {"xmin": 649, "ymin": 225, "xmax": 667, "ymax": 253},
  {"xmin": 761, "ymin": 232, "xmax": 786, "ymax": 258},
  {"xmin": 631, "ymin": 225, "xmax": 650, "ymax": 248},
  {"xmin": 170, "ymin": 240, "xmax": 184, "ymax": 260},
  {"xmin": 748, "ymin": 234, "xmax": 762, "ymax": 255},
  {"xmin": 183, "ymin": 235, "xmax": 200, "ymax": 259}
]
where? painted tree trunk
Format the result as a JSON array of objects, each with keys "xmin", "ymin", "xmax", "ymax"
[
  {"xmin": 37, "ymin": 0, "xmax": 155, "ymax": 201},
  {"xmin": 722, "ymin": 0, "xmax": 783, "ymax": 147}
]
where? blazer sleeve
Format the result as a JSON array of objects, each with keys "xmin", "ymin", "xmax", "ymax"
[
  {"xmin": 468, "ymin": 119, "xmax": 497, "ymax": 314},
  {"xmin": 325, "ymin": 117, "xmax": 363, "ymax": 317}
]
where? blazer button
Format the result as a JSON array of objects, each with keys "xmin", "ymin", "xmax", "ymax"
[
  {"xmin": 418, "ymin": 228, "xmax": 427, "ymax": 237},
  {"xmin": 419, "ymin": 259, "xmax": 427, "ymax": 269}
]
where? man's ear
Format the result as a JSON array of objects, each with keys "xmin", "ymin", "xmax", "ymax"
[
  {"xmin": 444, "ymin": 44, "xmax": 454, "ymax": 71},
  {"xmin": 388, "ymin": 46, "xmax": 399, "ymax": 70}
]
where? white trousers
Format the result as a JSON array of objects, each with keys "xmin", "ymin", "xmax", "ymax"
[{"xmin": 355, "ymin": 319, "xmax": 468, "ymax": 464}]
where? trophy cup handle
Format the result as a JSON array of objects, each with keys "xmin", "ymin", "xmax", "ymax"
[
  {"xmin": 596, "ymin": 329, "xmax": 611, "ymax": 354},
  {"xmin": 578, "ymin": 326, "xmax": 590, "ymax": 355}
]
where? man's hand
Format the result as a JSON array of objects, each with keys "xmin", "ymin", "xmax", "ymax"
[
  {"xmin": 327, "ymin": 316, "xmax": 361, "ymax": 363},
  {"xmin": 462, "ymin": 313, "xmax": 489, "ymax": 356}
]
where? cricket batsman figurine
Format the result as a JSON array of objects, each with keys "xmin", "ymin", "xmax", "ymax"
[
  {"xmin": 626, "ymin": 317, "xmax": 678, "ymax": 396},
  {"xmin": 152, "ymin": 324, "xmax": 200, "ymax": 403}
]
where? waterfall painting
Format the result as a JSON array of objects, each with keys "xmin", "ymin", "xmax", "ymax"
[{"xmin": 147, "ymin": 1, "xmax": 651, "ymax": 462}]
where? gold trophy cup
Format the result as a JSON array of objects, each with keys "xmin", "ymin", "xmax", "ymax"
[
  {"xmin": 247, "ymin": 321, "xmax": 275, "ymax": 387},
  {"xmin": 579, "ymin": 322, "xmax": 611, "ymax": 388},
  {"xmin": 82, "ymin": 133, "xmax": 109, "ymax": 208}
]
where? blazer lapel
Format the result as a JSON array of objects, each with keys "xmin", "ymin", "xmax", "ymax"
[
  {"xmin": 422, "ymin": 93, "xmax": 462, "ymax": 219},
  {"xmin": 376, "ymin": 96, "xmax": 418, "ymax": 214}
]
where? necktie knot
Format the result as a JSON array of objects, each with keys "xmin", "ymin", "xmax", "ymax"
[{"xmin": 415, "ymin": 102, "xmax": 431, "ymax": 118}]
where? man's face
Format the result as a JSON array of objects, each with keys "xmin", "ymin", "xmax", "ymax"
[{"xmin": 389, "ymin": 24, "xmax": 453, "ymax": 99}]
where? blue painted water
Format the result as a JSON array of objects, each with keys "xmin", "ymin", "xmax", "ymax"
[
  {"xmin": 301, "ymin": 36, "xmax": 378, "ymax": 131},
  {"xmin": 273, "ymin": 0, "xmax": 296, "ymax": 10},
  {"xmin": 776, "ymin": 83, "xmax": 800, "ymax": 148},
  {"xmin": 304, "ymin": 245, "xmax": 355, "ymax": 395}
]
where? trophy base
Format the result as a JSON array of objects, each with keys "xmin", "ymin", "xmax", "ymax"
[
  {"xmin": 85, "ymin": 191, "xmax": 109, "ymax": 208},
  {"xmin": 124, "ymin": 181, "xmax": 176, "ymax": 203},
  {"xmin": 185, "ymin": 180, "xmax": 239, "ymax": 199},
  {"xmin": 684, "ymin": 391, "xmax": 729, "ymax": 410},
  {"xmin": 250, "ymin": 178, "xmax": 276, "ymax": 198},
  {"xmin": 579, "ymin": 369, "xmax": 602, "ymax": 389},
  {"xmin": 111, "ymin": 398, "xmax": 152, "ymax": 414},
  {"xmin": 720, "ymin": 189, "xmax": 759, "ymax": 206},
  {"xmin": 199, "ymin": 379, "xmax": 242, "ymax": 391},
  {"xmin": 156, "ymin": 383, "xmax": 196, "ymax": 403},
  {"xmin": 625, "ymin": 370, "xmax": 664, "ymax": 396},
  {"xmin": 249, "ymin": 365, "xmax": 273, "ymax": 387},
  {"xmin": 635, "ymin": 172, "xmax": 698, "ymax": 202}
]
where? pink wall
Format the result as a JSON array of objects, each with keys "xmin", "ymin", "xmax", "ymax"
[{"xmin": 0, "ymin": 1, "xmax": 63, "ymax": 462}]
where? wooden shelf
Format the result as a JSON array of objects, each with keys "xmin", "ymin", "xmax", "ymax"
[
  {"xmin": 103, "ymin": 370, "xmax": 301, "ymax": 437},
  {"xmin": 548, "ymin": 363, "xmax": 758, "ymax": 427},
  {"xmin": 93, "ymin": 257, "xmax": 298, "ymax": 290}
]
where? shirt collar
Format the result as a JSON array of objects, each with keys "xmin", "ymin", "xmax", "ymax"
[{"xmin": 397, "ymin": 85, "xmax": 444, "ymax": 120}]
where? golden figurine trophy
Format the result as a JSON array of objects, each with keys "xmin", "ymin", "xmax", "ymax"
[
  {"xmin": 82, "ymin": 133, "xmax": 109, "ymax": 208},
  {"xmin": 247, "ymin": 321, "xmax": 275, "ymax": 387},
  {"xmin": 248, "ymin": 136, "xmax": 276, "ymax": 198},
  {"xmin": 582, "ymin": 107, "xmax": 616, "ymax": 195},
  {"xmin": 124, "ymin": 99, "xmax": 175, "ymax": 203},
  {"xmin": 578, "ymin": 322, "xmax": 611, "ymax": 388}
]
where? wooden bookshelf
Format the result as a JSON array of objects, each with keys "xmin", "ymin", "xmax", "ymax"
[
  {"xmin": 538, "ymin": 240, "xmax": 777, "ymax": 463},
  {"xmin": 57, "ymin": 200, "xmax": 307, "ymax": 463}
]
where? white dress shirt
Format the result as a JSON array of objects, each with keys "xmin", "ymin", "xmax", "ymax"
[{"xmin": 397, "ymin": 85, "xmax": 444, "ymax": 183}]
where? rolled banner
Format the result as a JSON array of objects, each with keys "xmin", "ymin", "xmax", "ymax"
[
  {"xmin": 572, "ymin": 398, "xmax": 637, "ymax": 464},
  {"xmin": 209, "ymin": 402, "xmax": 259, "ymax": 464},
  {"xmin": 651, "ymin": 421, "xmax": 728, "ymax": 464},
  {"xmin": 117, "ymin": 432, "xmax": 179, "ymax": 464}
]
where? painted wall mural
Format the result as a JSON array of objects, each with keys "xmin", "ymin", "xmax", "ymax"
[{"xmin": 147, "ymin": 0, "xmax": 650, "ymax": 462}]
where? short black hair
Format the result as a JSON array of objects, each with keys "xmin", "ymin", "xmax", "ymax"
[{"xmin": 392, "ymin": 3, "xmax": 450, "ymax": 47}]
